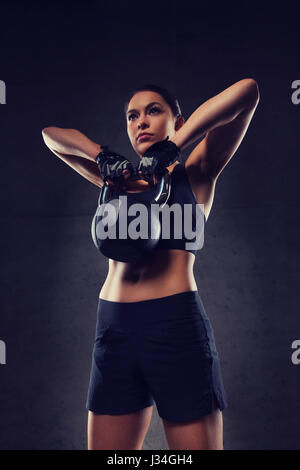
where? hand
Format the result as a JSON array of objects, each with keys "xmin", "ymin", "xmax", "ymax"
[
  {"xmin": 96, "ymin": 145, "xmax": 135, "ymax": 190},
  {"xmin": 137, "ymin": 158, "xmax": 161, "ymax": 188},
  {"xmin": 137, "ymin": 136, "xmax": 180, "ymax": 185}
]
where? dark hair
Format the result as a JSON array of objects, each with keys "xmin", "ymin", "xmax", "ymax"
[{"xmin": 124, "ymin": 83, "xmax": 183, "ymax": 119}]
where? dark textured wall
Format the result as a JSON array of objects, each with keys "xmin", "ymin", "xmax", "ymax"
[{"xmin": 0, "ymin": 0, "xmax": 299, "ymax": 450}]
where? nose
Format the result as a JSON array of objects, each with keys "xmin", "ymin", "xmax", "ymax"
[{"xmin": 137, "ymin": 114, "xmax": 149, "ymax": 129}]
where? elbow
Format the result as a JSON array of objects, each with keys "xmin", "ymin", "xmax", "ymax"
[
  {"xmin": 243, "ymin": 78, "xmax": 260, "ymax": 104},
  {"xmin": 42, "ymin": 127, "xmax": 56, "ymax": 148},
  {"xmin": 42, "ymin": 127, "xmax": 52, "ymax": 135},
  {"xmin": 42, "ymin": 127, "xmax": 49, "ymax": 139},
  {"xmin": 41, "ymin": 127, "xmax": 53, "ymax": 149}
]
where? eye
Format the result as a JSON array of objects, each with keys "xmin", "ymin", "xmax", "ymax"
[
  {"xmin": 128, "ymin": 106, "xmax": 161, "ymax": 121},
  {"xmin": 150, "ymin": 106, "xmax": 160, "ymax": 114}
]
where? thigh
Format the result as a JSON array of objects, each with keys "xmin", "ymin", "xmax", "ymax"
[
  {"xmin": 86, "ymin": 326, "xmax": 154, "ymax": 416},
  {"xmin": 140, "ymin": 314, "xmax": 228, "ymax": 424},
  {"xmin": 162, "ymin": 395, "xmax": 224, "ymax": 450},
  {"xmin": 87, "ymin": 405, "xmax": 153, "ymax": 450}
]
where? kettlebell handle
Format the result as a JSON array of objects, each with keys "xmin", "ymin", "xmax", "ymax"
[{"xmin": 98, "ymin": 170, "xmax": 172, "ymax": 208}]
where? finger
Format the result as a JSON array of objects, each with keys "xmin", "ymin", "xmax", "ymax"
[
  {"xmin": 123, "ymin": 170, "xmax": 131, "ymax": 181},
  {"xmin": 145, "ymin": 175, "xmax": 154, "ymax": 187},
  {"xmin": 108, "ymin": 177, "xmax": 121, "ymax": 188}
]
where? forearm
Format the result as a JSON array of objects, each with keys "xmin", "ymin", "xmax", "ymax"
[
  {"xmin": 171, "ymin": 78, "xmax": 259, "ymax": 151},
  {"xmin": 49, "ymin": 148, "xmax": 103, "ymax": 186},
  {"xmin": 42, "ymin": 127, "xmax": 101, "ymax": 161}
]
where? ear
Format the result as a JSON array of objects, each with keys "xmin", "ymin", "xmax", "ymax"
[{"xmin": 175, "ymin": 116, "xmax": 185, "ymax": 131}]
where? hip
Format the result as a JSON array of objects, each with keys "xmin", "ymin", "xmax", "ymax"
[
  {"xmin": 94, "ymin": 290, "xmax": 216, "ymax": 350},
  {"xmin": 99, "ymin": 281, "xmax": 198, "ymax": 303}
]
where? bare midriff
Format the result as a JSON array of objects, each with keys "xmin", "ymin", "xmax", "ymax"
[{"xmin": 99, "ymin": 249, "xmax": 198, "ymax": 302}]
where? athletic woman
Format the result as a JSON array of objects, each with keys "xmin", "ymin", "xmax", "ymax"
[{"xmin": 42, "ymin": 79, "xmax": 259, "ymax": 450}]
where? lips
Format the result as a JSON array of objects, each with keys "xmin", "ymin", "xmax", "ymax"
[{"xmin": 138, "ymin": 133, "xmax": 152, "ymax": 140}]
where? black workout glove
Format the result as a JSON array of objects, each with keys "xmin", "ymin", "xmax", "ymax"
[
  {"xmin": 137, "ymin": 136, "xmax": 181, "ymax": 182},
  {"xmin": 96, "ymin": 145, "xmax": 135, "ymax": 186}
]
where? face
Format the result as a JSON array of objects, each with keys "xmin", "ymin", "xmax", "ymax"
[{"xmin": 126, "ymin": 91, "xmax": 183, "ymax": 158}]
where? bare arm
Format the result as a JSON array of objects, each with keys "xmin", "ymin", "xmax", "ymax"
[
  {"xmin": 171, "ymin": 78, "xmax": 259, "ymax": 152},
  {"xmin": 42, "ymin": 127, "xmax": 104, "ymax": 187},
  {"xmin": 170, "ymin": 78, "xmax": 260, "ymax": 180}
]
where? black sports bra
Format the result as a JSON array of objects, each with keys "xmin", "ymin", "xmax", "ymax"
[{"xmin": 119, "ymin": 162, "xmax": 206, "ymax": 256}]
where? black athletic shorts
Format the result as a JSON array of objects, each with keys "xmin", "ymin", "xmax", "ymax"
[{"xmin": 86, "ymin": 290, "xmax": 228, "ymax": 423}]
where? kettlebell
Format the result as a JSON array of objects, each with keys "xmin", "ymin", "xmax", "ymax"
[{"xmin": 91, "ymin": 170, "xmax": 172, "ymax": 263}]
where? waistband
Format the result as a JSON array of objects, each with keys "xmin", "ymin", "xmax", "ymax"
[{"xmin": 96, "ymin": 290, "xmax": 208, "ymax": 328}]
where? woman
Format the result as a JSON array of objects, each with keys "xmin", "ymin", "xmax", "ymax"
[{"xmin": 42, "ymin": 79, "xmax": 259, "ymax": 450}]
